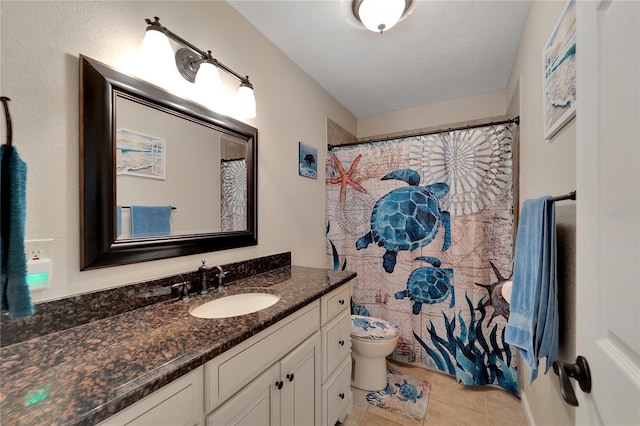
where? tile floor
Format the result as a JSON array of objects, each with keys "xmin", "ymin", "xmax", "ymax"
[{"xmin": 342, "ymin": 359, "xmax": 528, "ymax": 426}]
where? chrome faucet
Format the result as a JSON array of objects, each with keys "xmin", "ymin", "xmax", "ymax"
[{"xmin": 212, "ymin": 266, "xmax": 226, "ymax": 291}]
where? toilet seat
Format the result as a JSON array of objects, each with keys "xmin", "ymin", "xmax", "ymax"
[{"xmin": 351, "ymin": 315, "xmax": 400, "ymax": 340}]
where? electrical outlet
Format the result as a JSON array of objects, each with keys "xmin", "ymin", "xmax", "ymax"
[{"xmin": 25, "ymin": 239, "xmax": 53, "ymax": 261}]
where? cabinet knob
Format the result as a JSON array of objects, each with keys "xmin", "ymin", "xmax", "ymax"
[
  {"xmin": 286, "ymin": 373, "xmax": 295, "ymax": 382},
  {"xmin": 338, "ymin": 299, "xmax": 345, "ymax": 305},
  {"xmin": 339, "ymin": 393, "xmax": 345, "ymax": 399},
  {"xmin": 275, "ymin": 380, "xmax": 284, "ymax": 390},
  {"xmin": 338, "ymin": 339, "xmax": 345, "ymax": 346}
]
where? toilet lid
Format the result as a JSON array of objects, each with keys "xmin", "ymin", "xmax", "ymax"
[{"xmin": 351, "ymin": 315, "xmax": 400, "ymax": 340}]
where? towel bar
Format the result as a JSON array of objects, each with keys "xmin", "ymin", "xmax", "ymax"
[
  {"xmin": 121, "ymin": 206, "xmax": 177, "ymax": 210},
  {"xmin": 549, "ymin": 191, "xmax": 576, "ymax": 202}
]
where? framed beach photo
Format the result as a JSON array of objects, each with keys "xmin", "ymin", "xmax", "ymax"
[
  {"xmin": 542, "ymin": 0, "xmax": 576, "ymax": 140},
  {"xmin": 116, "ymin": 128, "xmax": 166, "ymax": 179},
  {"xmin": 298, "ymin": 142, "xmax": 317, "ymax": 179}
]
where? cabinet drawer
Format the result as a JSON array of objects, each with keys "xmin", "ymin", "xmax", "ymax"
[
  {"xmin": 320, "ymin": 283, "xmax": 351, "ymax": 325},
  {"xmin": 322, "ymin": 357, "xmax": 351, "ymax": 426},
  {"xmin": 206, "ymin": 302, "xmax": 320, "ymax": 412},
  {"xmin": 322, "ymin": 310, "xmax": 351, "ymax": 381}
]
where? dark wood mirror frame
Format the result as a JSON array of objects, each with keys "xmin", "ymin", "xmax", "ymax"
[{"xmin": 80, "ymin": 55, "xmax": 257, "ymax": 270}]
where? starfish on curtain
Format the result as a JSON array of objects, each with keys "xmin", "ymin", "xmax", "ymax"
[{"xmin": 327, "ymin": 154, "xmax": 367, "ymax": 208}]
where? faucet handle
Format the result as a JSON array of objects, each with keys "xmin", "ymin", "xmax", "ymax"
[
  {"xmin": 170, "ymin": 281, "xmax": 191, "ymax": 299},
  {"xmin": 214, "ymin": 265, "xmax": 227, "ymax": 277}
]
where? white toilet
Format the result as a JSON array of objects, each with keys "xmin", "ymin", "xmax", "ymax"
[{"xmin": 350, "ymin": 314, "xmax": 400, "ymax": 391}]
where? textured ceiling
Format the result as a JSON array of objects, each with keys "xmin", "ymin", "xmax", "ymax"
[{"xmin": 229, "ymin": 0, "xmax": 530, "ymax": 117}]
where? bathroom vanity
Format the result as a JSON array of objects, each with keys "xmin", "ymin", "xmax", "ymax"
[{"xmin": 0, "ymin": 264, "xmax": 355, "ymax": 425}]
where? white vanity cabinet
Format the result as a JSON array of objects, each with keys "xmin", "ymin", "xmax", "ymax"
[
  {"xmin": 320, "ymin": 283, "xmax": 352, "ymax": 426},
  {"xmin": 205, "ymin": 301, "xmax": 321, "ymax": 426},
  {"xmin": 98, "ymin": 366, "xmax": 204, "ymax": 426},
  {"xmin": 98, "ymin": 280, "xmax": 353, "ymax": 426}
]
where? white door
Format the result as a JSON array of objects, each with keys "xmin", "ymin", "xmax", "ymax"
[{"xmin": 576, "ymin": 1, "xmax": 640, "ymax": 424}]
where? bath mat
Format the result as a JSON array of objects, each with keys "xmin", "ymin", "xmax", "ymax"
[{"xmin": 366, "ymin": 369, "xmax": 431, "ymax": 421}]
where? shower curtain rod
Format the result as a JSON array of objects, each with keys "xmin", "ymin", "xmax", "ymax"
[{"xmin": 328, "ymin": 116, "xmax": 520, "ymax": 150}]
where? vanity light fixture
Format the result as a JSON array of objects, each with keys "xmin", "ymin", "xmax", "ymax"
[
  {"xmin": 352, "ymin": 0, "xmax": 414, "ymax": 34},
  {"xmin": 141, "ymin": 17, "xmax": 256, "ymax": 119}
]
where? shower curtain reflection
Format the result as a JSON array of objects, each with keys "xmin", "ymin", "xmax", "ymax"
[
  {"xmin": 220, "ymin": 158, "xmax": 247, "ymax": 231},
  {"xmin": 326, "ymin": 123, "xmax": 518, "ymax": 394}
]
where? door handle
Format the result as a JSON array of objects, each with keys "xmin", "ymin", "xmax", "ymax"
[{"xmin": 552, "ymin": 355, "xmax": 592, "ymax": 406}]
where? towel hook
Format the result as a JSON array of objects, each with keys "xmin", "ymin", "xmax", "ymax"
[{"xmin": 1, "ymin": 96, "xmax": 12, "ymax": 147}]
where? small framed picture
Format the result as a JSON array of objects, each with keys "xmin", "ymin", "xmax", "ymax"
[
  {"xmin": 542, "ymin": 0, "xmax": 576, "ymax": 140},
  {"xmin": 116, "ymin": 128, "xmax": 166, "ymax": 179},
  {"xmin": 298, "ymin": 142, "xmax": 317, "ymax": 179}
]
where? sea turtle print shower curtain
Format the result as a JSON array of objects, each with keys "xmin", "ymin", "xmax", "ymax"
[{"xmin": 326, "ymin": 123, "xmax": 518, "ymax": 394}]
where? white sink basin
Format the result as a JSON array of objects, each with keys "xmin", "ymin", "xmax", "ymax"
[{"xmin": 189, "ymin": 292, "xmax": 280, "ymax": 319}]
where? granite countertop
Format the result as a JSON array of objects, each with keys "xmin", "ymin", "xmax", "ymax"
[{"xmin": 0, "ymin": 266, "xmax": 356, "ymax": 425}]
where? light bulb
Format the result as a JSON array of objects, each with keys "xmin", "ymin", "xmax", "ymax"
[{"xmin": 358, "ymin": 0, "xmax": 405, "ymax": 33}]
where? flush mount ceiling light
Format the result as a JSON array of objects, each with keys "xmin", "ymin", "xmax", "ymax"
[
  {"xmin": 352, "ymin": 0, "xmax": 414, "ymax": 34},
  {"xmin": 140, "ymin": 17, "xmax": 256, "ymax": 118}
]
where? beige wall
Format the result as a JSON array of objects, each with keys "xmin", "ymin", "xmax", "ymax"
[
  {"xmin": 507, "ymin": 1, "xmax": 576, "ymax": 425},
  {"xmin": 0, "ymin": 1, "xmax": 356, "ymax": 302},
  {"xmin": 357, "ymin": 89, "xmax": 507, "ymax": 139}
]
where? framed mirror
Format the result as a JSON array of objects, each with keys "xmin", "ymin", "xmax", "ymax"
[{"xmin": 80, "ymin": 55, "xmax": 257, "ymax": 270}]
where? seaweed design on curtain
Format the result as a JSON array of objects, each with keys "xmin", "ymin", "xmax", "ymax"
[
  {"xmin": 220, "ymin": 158, "xmax": 247, "ymax": 231},
  {"xmin": 326, "ymin": 123, "xmax": 518, "ymax": 394}
]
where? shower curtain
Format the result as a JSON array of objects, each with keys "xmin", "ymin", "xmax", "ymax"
[{"xmin": 326, "ymin": 123, "xmax": 518, "ymax": 394}]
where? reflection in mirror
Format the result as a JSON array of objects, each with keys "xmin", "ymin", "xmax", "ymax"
[
  {"xmin": 80, "ymin": 55, "xmax": 257, "ymax": 270},
  {"xmin": 115, "ymin": 95, "xmax": 249, "ymax": 239}
]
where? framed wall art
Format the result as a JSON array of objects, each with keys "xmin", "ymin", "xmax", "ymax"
[
  {"xmin": 543, "ymin": 0, "xmax": 576, "ymax": 140},
  {"xmin": 298, "ymin": 142, "xmax": 317, "ymax": 179},
  {"xmin": 116, "ymin": 128, "xmax": 166, "ymax": 179}
]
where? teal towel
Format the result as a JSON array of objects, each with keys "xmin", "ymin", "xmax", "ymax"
[
  {"xmin": 505, "ymin": 196, "xmax": 558, "ymax": 383},
  {"xmin": 130, "ymin": 205, "xmax": 171, "ymax": 238},
  {"xmin": 0, "ymin": 145, "xmax": 34, "ymax": 317}
]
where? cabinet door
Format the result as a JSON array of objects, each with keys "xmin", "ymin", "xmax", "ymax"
[
  {"xmin": 99, "ymin": 367, "xmax": 204, "ymax": 426},
  {"xmin": 280, "ymin": 332, "xmax": 321, "ymax": 426},
  {"xmin": 207, "ymin": 364, "xmax": 281, "ymax": 426}
]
